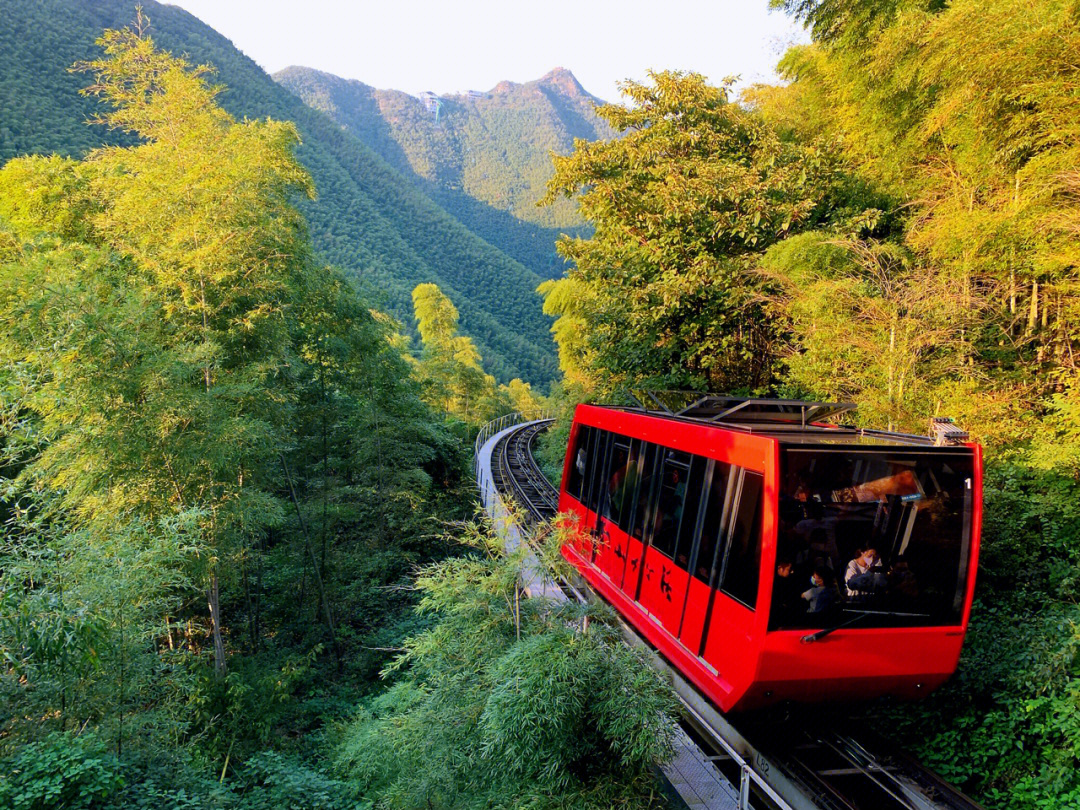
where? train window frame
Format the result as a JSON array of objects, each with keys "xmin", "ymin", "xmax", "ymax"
[
  {"xmin": 673, "ymin": 455, "xmax": 711, "ymax": 572},
  {"xmin": 647, "ymin": 449, "xmax": 696, "ymax": 563},
  {"xmin": 687, "ymin": 460, "xmax": 733, "ymax": 587},
  {"xmin": 605, "ymin": 437, "xmax": 641, "ymax": 533},
  {"xmin": 716, "ymin": 469, "xmax": 764, "ymax": 611},
  {"xmin": 583, "ymin": 429, "xmax": 611, "ymax": 517},
  {"xmin": 770, "ymin": 446, "xmax": 976, "ymax": 630},
  {"xmin": 630, "ymin": 442, "xmax": 662, "ymax": 542}
]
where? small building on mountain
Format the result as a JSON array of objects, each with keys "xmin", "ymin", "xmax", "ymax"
[{"xmin": 418, "ymin": 91, "xmax": 440, "ymax": 113}]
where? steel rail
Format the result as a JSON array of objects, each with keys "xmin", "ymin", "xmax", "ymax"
[{"xmin": 478, "ymin": 416, "xmax": 984, "ymax": 810}]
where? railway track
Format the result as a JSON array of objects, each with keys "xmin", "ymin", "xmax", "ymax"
[
  {"xmin": 493, "ymin": 419, "xmax": 558, "ymax": 525},
  {"xmin": 477, "ymin": 417, "xmax": 985, "ymax": 810}
]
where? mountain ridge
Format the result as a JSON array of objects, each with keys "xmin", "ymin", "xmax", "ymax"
[{"xmin": 273, "ymin": 63, "xmax": 615, "ymax": 235}]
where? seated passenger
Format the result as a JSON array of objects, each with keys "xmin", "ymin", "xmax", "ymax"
[
  {"xmin": 802, "ymin": 568, "xmax": 838, "ymax": 614},
  {"xmin": 774, "ymin": 559, "xmax": 803, "ymax": 619},
  {"xmin": 845, "ymin": 546, "xmax": 887, "ymax": 596}
]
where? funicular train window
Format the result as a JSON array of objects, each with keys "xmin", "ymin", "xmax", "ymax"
[
  {"xmin": 771, "ymin": 447, "xmax": 975, "ymax": 630},
  {"xmin": 673, "ymin": 455, "xmax": 710, "ymax": 571},
  {"xmin": 719, "ymin": 471, "xmax": 764, "ymax": 610},
  {"xmin": 566, "ymin": 426, "xmax": 592, "ymax": 501},
  {"xmin": 649, "ymin": 449, "xmax": 695, "ymax": 561},
  {"xmin": 690, "ymin": 461, "xmax": 732, "ymax": 584},
  {"xmin": 583, "ymin": 430, "xmax": 611, "ymax": 516},
  {"xmin": 631, "ymin": 443, "xmax": 661, "ymax": 540},
  {"xmin": 605, "ymin": 438, "xmax": 641, "ymax": 531}
]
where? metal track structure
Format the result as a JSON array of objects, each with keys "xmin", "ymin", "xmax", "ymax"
[{"xmin": 474, "ymin": 416, "xmax": 985, "ymax": 810}]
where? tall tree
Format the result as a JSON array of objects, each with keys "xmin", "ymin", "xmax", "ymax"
[
  {"xmin": 541, "ymin": 71, "xmax": 842, "ymax": 394},
  {"xmin": 411, "ymin": 283, "xmax": 532, "ymax": 425},
  {"xmin": 0, "ymin": 18, "xmax": 313, "ymax": 675},
  {"xmin": 756, "ymin": 0, "xmax": 1080, "ymax": 433}
]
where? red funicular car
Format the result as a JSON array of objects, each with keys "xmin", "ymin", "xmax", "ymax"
[{"xmin": 558, "ymin": 396, "xmax": 982, "ymax": 713}]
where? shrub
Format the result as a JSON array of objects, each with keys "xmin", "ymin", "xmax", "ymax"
[{"xmin": 0, "ymin": 732, "xmax": 123, "ymax": 810}]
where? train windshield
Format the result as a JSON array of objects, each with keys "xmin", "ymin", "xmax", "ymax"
[{"xmin": 771, "ymin": 447, "xmax": 975, "ymax": 630}]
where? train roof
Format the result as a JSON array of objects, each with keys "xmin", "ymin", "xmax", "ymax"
[{"xmin": 598, "ymin": 394, "xmax": 971, "ymax": 449}]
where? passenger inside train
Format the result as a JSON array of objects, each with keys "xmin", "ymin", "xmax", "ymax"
[
  {"xmin": 773, "ymin": 559, "xmax": 803, "ymax": 618},
  {"xmin": 844, "ymin": 546, "xmax": 885, "ymax": 596},
  {"xmin": 801, "ymin": 568, "xmax": 839, "ymax": 614}
]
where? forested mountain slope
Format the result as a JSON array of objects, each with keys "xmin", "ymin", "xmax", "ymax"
[
  {"xmin": 0, "ymin": 0, "xmax": 558, "ymax": 386},
  {"xmin": 274, "ymin": 66, "xmax": 614, "ymax": 276},
  {"xmin": 274, "ymin": 66, "xmax": 612, "ymax": 230}
]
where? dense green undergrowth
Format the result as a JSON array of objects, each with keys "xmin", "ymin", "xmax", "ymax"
[{"xmin": 335, "ymin": 519, "xmax": 676, "ymax": 810}]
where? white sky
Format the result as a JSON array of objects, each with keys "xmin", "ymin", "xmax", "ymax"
[{"xmin": 164, "ymin": 0, "xmax": 809, "ymax": 102}]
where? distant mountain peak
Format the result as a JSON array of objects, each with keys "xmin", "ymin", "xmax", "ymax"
[{"xmin": 537, "ymin": 67, "xmax": 586, "ymax": 98}]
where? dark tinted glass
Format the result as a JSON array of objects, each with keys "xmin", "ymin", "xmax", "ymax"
[
  {"xmin": 584, "ymin": 430, "xmax": 610, "ymax": 515},
  {"xmin": 600, "ymin": 438, "xmax": 632, "ymax": 525},
  {"xmin": 607, "ymin": 439, "xmax": 641, "ymax": 532},
  {"xmin": 771, "ymin": 448, "xmax": 975, "ymax": 630},
  {"xmin": 720, "ymin": 471, "xmax": 763, "ymax": 609},
  {"xmin": 672, "ymin": 455, "xmax": 710, "ymax": 571},
  {"xmin": 631, "ymin": 443, "xmax": 660, "ymax": 540},
  {"xmin": 649, "ymin": 450, "xmax": 693, "ymax": 560},
  {"xmin": 566, "ymin": 425, "xmax": 591, "ymax": 501},
  {"xmin": 690, "ymin": 462, "xmax": 731, "ymax": 584}
]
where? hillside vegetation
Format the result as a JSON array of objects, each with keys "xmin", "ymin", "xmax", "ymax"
[
  {"xmin": 0, "ymin": 0, "xmax": 558, "ymax": 387},
  {"xmin": 274, "ymin": 66, "xmax": 614, "ymax": 280},
  {"xmin": 275, "ymin": 66, "xmax": 611, "ymax": 230}
]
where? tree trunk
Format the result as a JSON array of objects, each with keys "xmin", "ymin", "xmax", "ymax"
[
  {"xmin": 208, "ymin": 572, "xmax": 227, "ymax": 677},
  {"xmin": 887, "ymin": 320, "xmax": 896, "ymax": 432},
  {"xmin": 117, "ymin": 599, "xmax": 124, "ymax": 758},
  {"xmin": 1009, "ymin": 264, "xmax": 1016, "ymax": 316},
  {"xmin": 320, "ymin": 365, "xmax": 329, "ymax": 578},
  {"xmin": 242, "ymin": 559, "xmax": 256, "ymax": 653},
  {"xmin": 368, "ymin": 381, "xmax": 388, "ymax": 544},
  {"xmin": 253, "ymin": 533, "xmax": 263, "ymax": 652},
  {"xmin": 1027, "ymin": 280, "xmax": 1039, "ymax": 334}
]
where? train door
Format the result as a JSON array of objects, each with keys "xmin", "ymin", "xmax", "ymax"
[
  {"xmin": 678, "ymin": 461, "xmax": 732, "ymax": 654},
  {"xmin": 594, "ymin": 436, "xmax": 639, "ymax": 584},
  {"xmin": 636, "ymin": 450, "xmax": 708, "ymax": 637},
  {"xmin": 700, "ymin": 468, "xmax": 765, "ymax": 677}
]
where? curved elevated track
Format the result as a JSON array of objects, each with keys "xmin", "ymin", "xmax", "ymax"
[{"xmin": 475, "ymin": 417, "xmax": 985, "ymax": 810}]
